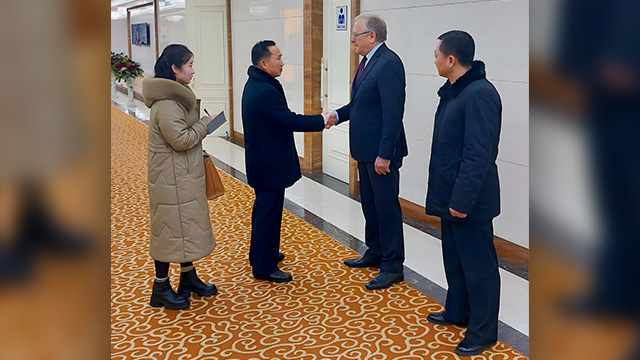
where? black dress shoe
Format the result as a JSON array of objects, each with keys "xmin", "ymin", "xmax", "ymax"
[
  {"xmin": 150, "ymin": 280, "xmax": 190, "ymax": 310},
  {"xmin": 278, "ymin": 252, "xmax": 285, "ymax": 262},
  {"xmin": 426, "ymin": 312, "xmax": 462, "ymax": 326},
  {"xmin": 365, "ymin": 272, "xmax": 403, "ymax": 290},
  {"xmin": 455, "ymin": 341, "xmax": 497, "ymax": 356},
  {"xmin": 177, "ymin": 268, "xmax": 218, "ymax": 297},
  {"xmin": 253, "ymin": 269, "xmax": 292, "ymax": 283},
  {"xmin": 344, "ymin": 257, "xmax": 380, "ymax": 268}
]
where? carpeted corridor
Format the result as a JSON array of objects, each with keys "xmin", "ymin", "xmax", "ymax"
[{"xmin": 110, "ymin": 106, "xmax": 527, "ymax": 359}]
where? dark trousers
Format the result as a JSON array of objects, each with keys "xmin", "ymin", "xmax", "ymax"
[
  {"xmin": 441, "ymin": 218, "xmax": 500, "ymax": 345},
  {"xmin": 249, "ymin": 188, "xmax": 285, "ymax": 277},
  {"xmin": 357, "ymin": 161, "xmax": 405, "ymax": 273},
  {"xmin": 589, "ymin": 113, "xmax": 640, "ymax": 314}
]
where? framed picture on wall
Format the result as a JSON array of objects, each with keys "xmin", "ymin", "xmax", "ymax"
[{"xmin": 132, "ymin": 23, "xmax": 150, "ymax": 46}]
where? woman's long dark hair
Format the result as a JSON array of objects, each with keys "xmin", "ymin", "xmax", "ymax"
[{"xmin": 154, "ymin": 44, "xmax": 193, "ymax": 81}]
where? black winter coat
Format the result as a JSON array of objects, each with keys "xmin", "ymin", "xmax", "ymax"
[
  {"xmin": 241, "ymin": 66, "xmax": 324, "ymax": 189},
  {"xmin": 426, "ymin": 61, "xmax": 502, "ymax": 222}
]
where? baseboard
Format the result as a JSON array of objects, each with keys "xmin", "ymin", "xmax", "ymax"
[
  {"xmin": 115, "ymin": 84, "xmax": 144, "ymax": 102},
  {"xmin": 399, "ymin": 198, "xmax": 529, "ymax": 275},
  {"xmin": 231, "ymin": 131, "xmax": 244, "ymax": 147}
]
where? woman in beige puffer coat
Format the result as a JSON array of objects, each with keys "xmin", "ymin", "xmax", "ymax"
[{"xmin": 142, "ymin": 44, "xmax": 217, "ymax": 310}]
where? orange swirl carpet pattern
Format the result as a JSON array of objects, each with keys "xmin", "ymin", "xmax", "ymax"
[{"xmin": 111, "ymin": 106, "xmax": 527, "ymax": 360}]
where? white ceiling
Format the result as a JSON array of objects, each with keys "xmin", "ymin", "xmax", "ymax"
[{"xmin": 111, "ymin": 0, "xmax": 185, "ymax": 20}]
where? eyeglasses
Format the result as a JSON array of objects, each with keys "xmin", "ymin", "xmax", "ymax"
[{"xmin": 351, "ymin": 31, "xmax": 371, "ymax": 39}]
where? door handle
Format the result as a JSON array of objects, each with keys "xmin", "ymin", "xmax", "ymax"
[{"xmin": 320, "ymin": 57, "xmax": 328, "ymax": 110}]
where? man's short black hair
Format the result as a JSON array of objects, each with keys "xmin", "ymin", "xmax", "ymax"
[
  {"xmin": 251, "ymin": 40, "xmax": 276, "ymax": 66},
  {"xmin": 437, "ymin": 30, "xmax": 475, "ymax": 68}
]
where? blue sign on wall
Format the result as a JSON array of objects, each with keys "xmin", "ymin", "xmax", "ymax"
[{"xmin": 336, "ymin": 6, "xmax": 347, "ymax": 31}]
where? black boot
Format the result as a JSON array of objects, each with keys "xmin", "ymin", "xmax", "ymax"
[
  {"xmin": 150, "ymin": 280, "xmax": 190, "ymax": 310},
  {"xmin": 20, "ymin": 183, "xmax": 91, "ymax": 256},
  {"xmin": 178, "ymin": 268, "xmax": 218, "ymax": 297},
  {"xmin": 19, "ymin": 183, "xmax": 89, "ymax": 256}
]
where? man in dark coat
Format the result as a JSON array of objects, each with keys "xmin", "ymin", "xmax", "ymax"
[
  {"xmin": 424, "ymin": 30, "xmax": 502, "ymax": 357},
  {"xmin": 556, "ymin": 0, "xmax": 640, "ymax": 323},
  {"xmin": 242, "ymin": 40, "xmax": 326, "ymax": 282},
  {"xmin": 326, "ymin": 14, "xmax": 408, "ymax": 290}
]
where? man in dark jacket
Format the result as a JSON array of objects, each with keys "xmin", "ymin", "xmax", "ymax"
[
  {"xmin": 327, "ymin": 14, "xmax": 408, "ymax": 290},
  {"xmin": 241, "ymin": 40, "xmax": 326, "ymax": 283},
  {"xmin": 424, "ymin": 30, "xmax": 502, "ymax": 357}
]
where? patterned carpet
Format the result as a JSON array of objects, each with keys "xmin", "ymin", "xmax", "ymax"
[{"xmin": 111, "ymin": 105, "xmax": 527, "ymax": 360}]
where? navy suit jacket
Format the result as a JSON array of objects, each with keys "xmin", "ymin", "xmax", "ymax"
[
  {"xmin": 335, "ymin": 43, "xmax": 408, "ymax": 162},
  {"xmin": 426, "ymin": 61, "xmax": 501, "ymax": 222},
  {"xmin": 241, "ymin": 66, "xmax": 325, "ymax": 189}
]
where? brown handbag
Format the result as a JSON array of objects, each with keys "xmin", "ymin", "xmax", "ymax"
[{"xmin": 203, "ymin": 151, "xmax": 224, "ymax": 200}]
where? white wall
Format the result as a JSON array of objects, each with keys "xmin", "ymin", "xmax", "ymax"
[
  {"xmin": 231, "ymin": 0, "xmax": 306, "ymax": 156},
  {"xmin": 111, "ymin": 18, "xmax": 129, "ymax": 55},
  {"xmin": 158, "ymin": 1, "xmax": 187, "ymax": 56},
  {"xmin": 361, "ymin": 0, "xmax": 529, "ymax": 248},
  {"xmin": 130, "ymin": 7, "xmax": 157, "ymax": 75}
]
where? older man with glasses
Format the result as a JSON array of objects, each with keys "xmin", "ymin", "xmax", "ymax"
[{"xmin": 325, "ymin": 14, "xmax": 408, "ymax": 290}]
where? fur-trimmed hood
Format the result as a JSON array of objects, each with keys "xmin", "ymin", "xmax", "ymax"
[{"xmin": 142, "ymin": 77, "xmax": 196, "ymax": 110}]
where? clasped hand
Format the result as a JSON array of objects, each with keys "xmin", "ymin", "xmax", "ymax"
[{"xmin": 322, "ymin": 111, "xmax": 338, "ymax": 129}]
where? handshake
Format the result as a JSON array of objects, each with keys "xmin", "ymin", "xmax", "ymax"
[{"xmin": 321, "ymin": 111, "xmax": 338, "ymax": 130}]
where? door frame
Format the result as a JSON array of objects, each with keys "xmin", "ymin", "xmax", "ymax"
[
  {"xmin": 126, "ymin": 1, "xmax": 159, "ymax": 60},
  {"xmin": 301, "ymin": 0, "xmax": 324, "ymax": 173},
  {"xmin": 226, "ymin": 0, "xmax": 360, "ymax": 194},
  {"xmin": 348, "ymin": 0, "xmax": 360, "ymax": 195},
  {"xmin": 225, "ymin": 0, "xmax": 235, "ymax": 142}
]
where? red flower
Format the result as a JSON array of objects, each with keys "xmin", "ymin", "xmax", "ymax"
[{"xmin": 111, "ymin": 54, "xmax": 142, "ymax": 81}]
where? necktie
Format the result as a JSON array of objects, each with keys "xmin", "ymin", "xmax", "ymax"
[{"xmin": 355, "ymin": 56, "xmax": 367, "ymax": 83}]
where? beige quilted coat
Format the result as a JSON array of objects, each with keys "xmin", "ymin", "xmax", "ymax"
[{"xmin": 142, "ymin": 78, "xmax": 216, "ymax": 263}]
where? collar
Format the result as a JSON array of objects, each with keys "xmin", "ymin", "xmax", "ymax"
[
  {"xmin": 247, "ymin": 65, "xmax": 281, "ymax": 87},
  {"xmin": 437, "ymin": 60, "xmax": 487, "ymax": 99},
  {"xmin": 142, "ymin": 77, "xmax": 196, "ymax": 109},
  {"xmin": 363, "ymin": 42, "xmax": 384, "ymax": 66}
]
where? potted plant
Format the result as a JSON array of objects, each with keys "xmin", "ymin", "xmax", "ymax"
[
  {"xmin": 110, "ymin": 52, "xmax": 125, "ymax": 96},
  {"xmin": 111, "ymin": 52, "xmax": 144, "ymax": 107}
]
